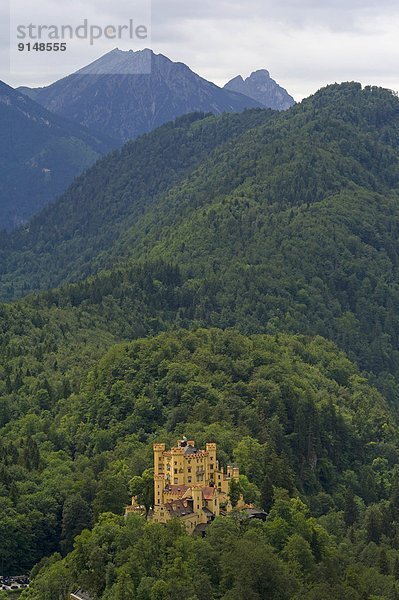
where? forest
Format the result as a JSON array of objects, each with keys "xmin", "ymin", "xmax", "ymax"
[
  {"xmin": 4, "ymin": 329, "xmax": 399, "ymax": 599},
  {"xmin": 1, "ymin": 83, "xmax": 399, "ymax": 598}
]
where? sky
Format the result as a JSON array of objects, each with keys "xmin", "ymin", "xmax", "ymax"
[{"xmin": 1, "ymin": 0, "xmax": 399, "ymax": 100}]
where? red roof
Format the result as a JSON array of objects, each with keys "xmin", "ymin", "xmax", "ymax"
[
  {"xmin": 164, "ymin": 485, "xmax": 190, "ymax": 497},
  {"xmin": 164, "ymin": 485, "xmax": 216, "ymax": 501},
  {"xmin": 202, "ymin": 487, "xmax": 216, "ymax": 500}
]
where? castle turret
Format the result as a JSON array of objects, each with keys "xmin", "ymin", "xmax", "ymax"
[
  {"xmin": 153, "ymin": 443, "xmax": 166, "ymax": 477},
  {"xmin": 206, "ymin": 443, "xmax": 217, "ymax": 483},
  {"xmin": 153, "ymin": 444, "xmax": 166, "ymax": 511},
  {"xmin": 154, "ymin": 474, "xmax": 165, "ymax": 508},
  {"xmin": 191, "ymin": 485, "xmax": 203, "ymax": 513}
]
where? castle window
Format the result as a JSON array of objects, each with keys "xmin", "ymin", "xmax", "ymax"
[
  {"xmin": 188, "ymin": 476, "xmax": 192, "ymax": 483},
  {"xmin": 188, "ymin": 467, "xmax": 191, "ymax": 473},
  {"xmin": 174, "ymin": 469, "xmax": 178, "ymax": 474},
  {"xmin": 210, "ymin": 464, "xmax": 214, "ymax": 469},
  {"xmin": 174, "ymin": 478, "xmax": 178, "ymax": 484}
]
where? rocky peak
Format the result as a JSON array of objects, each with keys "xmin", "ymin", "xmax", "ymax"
[{"xmin": 224, "ymin": 68, "xmax": 295, "ymax": 110}]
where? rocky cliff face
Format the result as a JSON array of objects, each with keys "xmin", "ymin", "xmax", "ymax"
[
  {"xmin": 224, "ymin": 69, "xmax": 295, "ymax": 110},
  {"xmin": 20, "ymin": 49, "xmax": 264, "ymax": 144}
]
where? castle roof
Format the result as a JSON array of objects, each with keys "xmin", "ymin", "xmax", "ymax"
[
  {"xmin": 184, "ymin": 444, "xmax": 199, "ymax": 455},
  {"xmin": 164, "ymin": 484, "xmax": 190, "ymax": 497},
  {"xmin": 194, "ymin": 523, "xmax": 208, "ymax": 535},
  {"xmin": 164, "ymin": 484, "xmax": 217, "ymax": 501},
  {"xmin": 202, "ymin": 507, "xmax": 214, "ymax": 517},
  {"xmin": 243, "ymin": 507, "xmax": 268, "ymax": 521},
  {"xmin": 164, "ymin": 499, "xmax": 194, "ymax": 517},
  {"xmin": 202, "ymin": 487, "xmax": 216, "ymax": 500}
]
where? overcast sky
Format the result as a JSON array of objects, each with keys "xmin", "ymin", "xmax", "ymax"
[{"xmin": 1, "ymin": 0, "xmax": 399, "ymax": 100}]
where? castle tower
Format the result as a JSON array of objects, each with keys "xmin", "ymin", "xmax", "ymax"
[
  {"xmin": 154, "ymin": 474, "xmax": 165, "ymax": 508},
  {"xmin": 206, "ymin": 443, "xmax": 217, "ymax": 484},
  {"xmin": 191, "ymin": 485, "xmax": 203, "ymax": 513},
  {"xmin": 153, "ymin": 443, "xmax": 166, "ymax": 477},
  {"xmin": 153, "ymin": 444, "xmax": 166, "ymax": 511}
]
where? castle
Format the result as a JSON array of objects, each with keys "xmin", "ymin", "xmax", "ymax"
[{"xmin": 126, "ymin": 437, "xmax": 240, "ymax": 534}]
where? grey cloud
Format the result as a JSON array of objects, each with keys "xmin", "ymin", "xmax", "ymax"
[
  {"xmin": 1, "ymin": 0, "xmax": 399, "ymax": 101},
  {"xmin": 151, "ymin": 0, "xmax": 399, "ymax": 32}
]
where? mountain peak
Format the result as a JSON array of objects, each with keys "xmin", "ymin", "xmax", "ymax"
[
  {"xmin": 76, "ymin": 47, "xmax": 158, "ymax": 76},
  {"xmin": 225, "ymin": 68, "xmax": 294, "ymax": 110},
  {"xmin": 249, "ymin": 69, "xmax": 271, "ymax": 79},
  {"xmin": 19, "ymin": 50, "xmax": 263, "ymax": 144}
]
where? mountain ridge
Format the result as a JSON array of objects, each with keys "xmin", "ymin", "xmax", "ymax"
[
  {"xmin": 19, "ymin": 48, "xmax": 265, "ymax": 144},
  {"xmin": 3, "ymin": 83, "xmax": 399, "ymax": 399},
  {"xmin": 0, "ymin": 80, "xmax": 114, "ymax": 230}
]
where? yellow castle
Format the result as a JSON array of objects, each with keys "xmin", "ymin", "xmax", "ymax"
[{"xmin": 126, "ymin": 437, "xmax": 240, "ymax": 534}]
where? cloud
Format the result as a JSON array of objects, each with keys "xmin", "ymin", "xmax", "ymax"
[
  {"xmin": 149, "ymin": 0, "xmax": 399, "ymax": 99},
  {"xmin": 1, "ymin": 0, "xmax": 399, "ymax": 101},
  {"xmin": 151, "ymin": 0, "xmax": 399, "ymax": 33}
]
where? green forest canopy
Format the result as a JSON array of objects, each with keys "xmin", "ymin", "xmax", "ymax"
[
  {"xmin": 11, "ymin": 328, "xmax": 399, "ymax": 599},
  {"xmin": 0, "ymin": 83, "xmax": 399, "ymax": 597}
]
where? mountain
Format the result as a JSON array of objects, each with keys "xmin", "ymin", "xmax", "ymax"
[
  {"xmin": 19, "ymin": 48, "xmax": 264, "ymax": 144},
  {"xmin": 4, "ymin": 83, "xmax": 399, "ymax": 595},
  {"xmin": 224, "ymin": 69, "xmax": 295, "ymax": 110},
  {"xmin": 0, "ymin": 81, "xmax": 114, "ymax": 231},
  {"xmin": 0, "ymin": 109, "xmax": 272, "ymax": 295},
  {"xmin": 2, "ymin": 83, "xmax": 399, "ymax": 399}
]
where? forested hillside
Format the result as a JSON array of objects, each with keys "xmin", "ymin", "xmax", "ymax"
[
  {"xmin": 4, "ymin": 82, "xmax": 399, "ymax": 294},
  {"xmin": 3, "ymin": 84, "xmax": 399, "ymax": 399},
  {"xmin": 2, "ymin": 83, "xmax": 399, "ymax": 599},
  {"xmin": 0, "ymin": 81, "xmax": 113, "ymax": 230},
  {"xmin": 2, "ymin": 327, "xmax": 399, "ymax": 599},
  {"xmin": 0, "ymin": 109, "xmax": 272, "ymax": 295}
]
